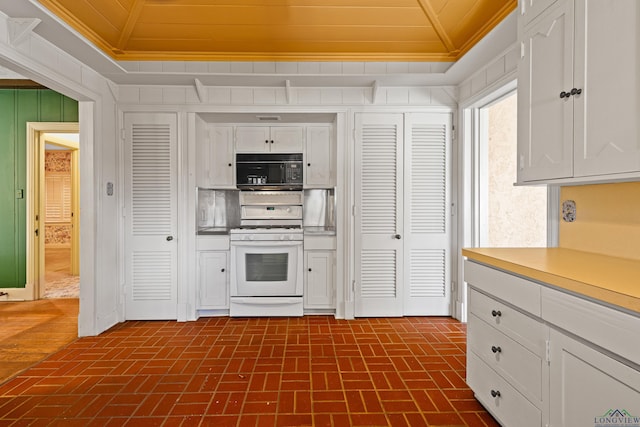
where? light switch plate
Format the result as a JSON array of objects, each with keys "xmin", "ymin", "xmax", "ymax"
[{"xmin": 562, "ymin": 200, "xmax": 576, "ymax": 222}]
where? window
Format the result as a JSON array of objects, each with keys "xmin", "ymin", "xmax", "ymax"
[{"xmin": 478, "ymin": 91, "xmax": 547, "ymax": 247}]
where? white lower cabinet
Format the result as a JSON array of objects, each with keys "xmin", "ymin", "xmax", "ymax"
[
  {"xmin": 197, "ymin": 236, "xmax": 230, "ymax": 310},
  {"xmin": 549, "ymin": 328, "xmax": 640, "ymax": 427},
  {"xmin": 198, "ymin": 251, "xmax": 229, "ymax": 309},
  {"xmin": 303, "ymin": 250, "xmax": 335, "ymax": 310},
  {"xmin": 465, "ymin": 260, "xmax": 640, "ymax": 427},
  {"xmin": 467, "ymin": 285, "xmax": 548, "ymax": 427}
]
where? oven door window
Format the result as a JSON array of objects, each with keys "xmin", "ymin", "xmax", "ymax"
[
  {"xmin": 246, "ymin": 253, "xmax": 288, "ymax": 282},
  {"xmin": 231, "ymin": 242, "xmax": 303, "ymax": 296}
]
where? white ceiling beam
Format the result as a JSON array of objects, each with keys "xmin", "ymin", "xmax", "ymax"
[
  {"xmin": 194, "ymin": 78, "xmax": 206, "ymax": 103},
  {"xmin": 415, "ymin": 0, "xmax": 458, "ymax": 54},
  {"xmin": 285, "ymin": 79, "xmax": 292, "ymax": 104}
]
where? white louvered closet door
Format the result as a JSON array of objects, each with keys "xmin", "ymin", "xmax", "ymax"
[
  {"xmin": 404, "ymin": 113, "xmax": 451, "ymax": 315},
  {"xmin": 124, "ymin": 113, "xmax": 178, "ymax": 320},
  {"xmin": 354, "ymin": 113, "xmax": 404, "ymax": 317}
]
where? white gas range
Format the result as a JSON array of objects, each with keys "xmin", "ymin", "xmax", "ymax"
[{"xmin": 229, "ymin": 191, "xmax": 304, "ymax": 317}]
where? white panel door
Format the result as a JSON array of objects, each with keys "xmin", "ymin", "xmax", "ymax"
[
  {"xmin": 354, "ymin": 113, "xmax": 403, "ymax": 317},
  {"xmin": 124, "ymin": 113, "xmax": 178, "ymax": 320},
  {"xmin": 573, "ymin": 0, "xmax": 640, "ymax": 177},
  {"xmin": 403, "ymin": 113, "xmax": 451, "ymax": 315},
  {"xmin": 210, "ymin": 126, "xmax": 234, "ymax": 187},
  {"xmin": 517, "ymin": 0, "xmax": 574, "ymax": 183}
]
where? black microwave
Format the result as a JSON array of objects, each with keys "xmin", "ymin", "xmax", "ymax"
[{"xmin": 236, "ymin": 153, "xmax": 303, "ymax": 190}]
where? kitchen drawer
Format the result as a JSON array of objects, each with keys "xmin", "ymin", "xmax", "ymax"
[
  {"xmin": 304, "ymin": 235, "xmax": 336, "ymax": 250},
  {"xmin": 468, "ymin": 313, "xmax": 543, "ymax": 403},
  {"xmin": 542, "ymin": 287, "xmax": 640, "ymax": 367},
  {"xmin": 196, "ymin": 236, "xmax": 230, "ymax": 251},
  {"xmin": 467, "ymin": 352, "xmax": 542, "ymax": 427},
  {"xmin": 464, "ymin": 260, "xmax": 541, "ymax": 316},
  {"xmin": 469, "ymin": 287, "xmax": 546, "ymax": 356}
]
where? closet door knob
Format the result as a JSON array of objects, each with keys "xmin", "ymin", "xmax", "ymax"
[
  {"xmin": 491, "ymin": 310, "xmax": 502, "ymax": 317},
  {"xmin": 490, "ymin": 390, "xmax": 501, "ymax": 398},
  {"xmin": 571, "ymin": 88, "xmax": 582, "ymax": 96},
  {"xmin": 166, "ymin": 236, "xmax": 174, "ymax": 241},
  {"xmin": 491, "ymin": 346, "xmax": 502, "ymax": 354}
]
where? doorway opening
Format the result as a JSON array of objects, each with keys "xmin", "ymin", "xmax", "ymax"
[
  {"xmin": 42, "ymin": 133, "xmax": 79, "ymax": 298},
  {"xmin": 26, "ymin": 123, "xmax": 80, "ymax": 300}
]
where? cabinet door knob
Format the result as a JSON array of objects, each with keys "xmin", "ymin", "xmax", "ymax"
[
  {"xmin": 490, "ymin": 390, "xmax": 501, "ymax": 398},
  {"xmin": 571, "ymin": 87, "xmax": 582, "ymax": 96},
  {"xmin": 560, "ymin": 91, "xmax": 570, "ymax": 99},
  {"xmin": 308, "ymin": 268, "xmax": 312, "ymax": 272},
  {"xmin": 393, "ymin": 234, "xmax": 401, "ymax": 239},
  {"xmin": 228, "ymin": 163, "xmax": 232, "ymax": 167},
  {"xmin": 491, "ymin": 346, "xmax": 502, "ymax": 354},
  {"xmin": 307, "ymin": 163, "xmax": 311, "ymax": 167},
  {"xmin": 265, "ymin": 140, "xmax": 269, "ymax": 144},
  {"xmin": 166, "ymin": 236, "xmax": 174, "ymax": 241},
  {"xmin": 221, "ymin": 268, "xmax": 225, "ymax": 272},
  {"xmin": 491, "ymin": 309, "xmax": 502, "ymax": 317},
  {"xmin": 270, "ymin": 140, "xmax": 274, "ymax": 144}
]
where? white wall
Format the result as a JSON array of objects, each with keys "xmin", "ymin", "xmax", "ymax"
[{"xmin": 0, "ymin": 11, "xmax": 120, "ymax": 336}]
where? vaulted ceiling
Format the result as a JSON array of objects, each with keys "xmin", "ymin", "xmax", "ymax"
[{"xmin": 36, "ymin": 0, "xmax": 516, "ymax": 62}]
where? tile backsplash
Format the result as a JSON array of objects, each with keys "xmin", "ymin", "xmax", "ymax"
[{"xmin": 560, "ymin": 182, "xmax": 640, "ymax": 260}]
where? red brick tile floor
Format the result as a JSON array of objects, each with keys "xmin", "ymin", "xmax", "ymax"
[{"xmin": 0, "ymin": 316, "xmax": 499, "ymax": 426}]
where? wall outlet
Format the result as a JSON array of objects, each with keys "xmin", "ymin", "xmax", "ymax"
[{"xmin": 562, "ymin": 200, "xmax": 576, "ymax": 222}]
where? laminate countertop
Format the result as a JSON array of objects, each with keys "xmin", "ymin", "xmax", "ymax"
[{"xmin": 462, "ymin": 247, "xmax": 640, "ymax": 315}]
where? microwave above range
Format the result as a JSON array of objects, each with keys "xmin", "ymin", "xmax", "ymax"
[{"xmin": 236, "ymin": 153, "xmax": 303, "ymax": 190}]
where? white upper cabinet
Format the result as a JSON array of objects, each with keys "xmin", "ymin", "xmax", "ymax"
[
  {"xmin": 518, "ymin": 0, "xmax": 574, "ymax": 182},
  {"xmin": 235, "ymin": 126, "xmax": 303, "ymax": 153},
  {"xmin": 572, "ymin": 0, "xmax": 640, "ymax": 177},
  {"xmin": 518, "ymin": 0, "xmax": 640, "ymax": 183},
  {"xmin": 196, "ymin": 121, "xmax": 234, "ymax": 188},
  {"xmin": 304, "ymin": 125, "xmax": 334, "ymax": 188}
]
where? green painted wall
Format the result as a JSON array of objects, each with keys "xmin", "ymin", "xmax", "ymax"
[{"xmin": 0, "ymin": 89, "xmax": 78, "ymax": 288}]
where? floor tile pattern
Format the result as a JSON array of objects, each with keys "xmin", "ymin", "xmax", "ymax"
[{"xmin": 0, "ymin": 316, "xmax": 498, "ymax": 426}]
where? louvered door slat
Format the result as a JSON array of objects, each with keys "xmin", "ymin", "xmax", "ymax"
[{"xmin": 125, "ymin": 113, "xmax": 178, "ymax": 320}]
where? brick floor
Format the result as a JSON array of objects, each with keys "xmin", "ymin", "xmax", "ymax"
[{"xmin": 0, "ymin": 316, "xmax": 499, "ymax": 426}]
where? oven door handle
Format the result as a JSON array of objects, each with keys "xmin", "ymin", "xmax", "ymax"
[{"xmin": 232, "ymin": 298, "xmax": 302, "ymax": 305}]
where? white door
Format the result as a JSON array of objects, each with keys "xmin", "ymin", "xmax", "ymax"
[
  {"xmin": 124, "ymin": 112, "xmax": 178, "ymax": 319},
  {"xmin": 517, "ymin": 0, "xmax": 574, "ymax": 182},
  {"xmin": 354, "ymin": 113, "xmax": 403, "ymax": 317},
  {"xmin": 573, "ymin": 0, "xmax": 640, "ymax": 177},
  {"xmin": 403, "ymin": 113, "xmax": 451, "ymax": 315}
]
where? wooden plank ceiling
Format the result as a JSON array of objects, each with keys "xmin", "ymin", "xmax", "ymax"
[{"xmin": 37, "ymin": 0, "xmax": 516, "ymax": 62}]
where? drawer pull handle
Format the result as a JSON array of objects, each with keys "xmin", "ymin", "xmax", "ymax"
[
  {"xmin": 491, "ymin": 346, "xmax": 502, "ymax": 354},
  {"xmin": 491, "ymin": 310, "xmax": 502, "ymax": 317},
  {"xmin": 490, "ymin": 390, "xmax": 501, "ymax": 398}
]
